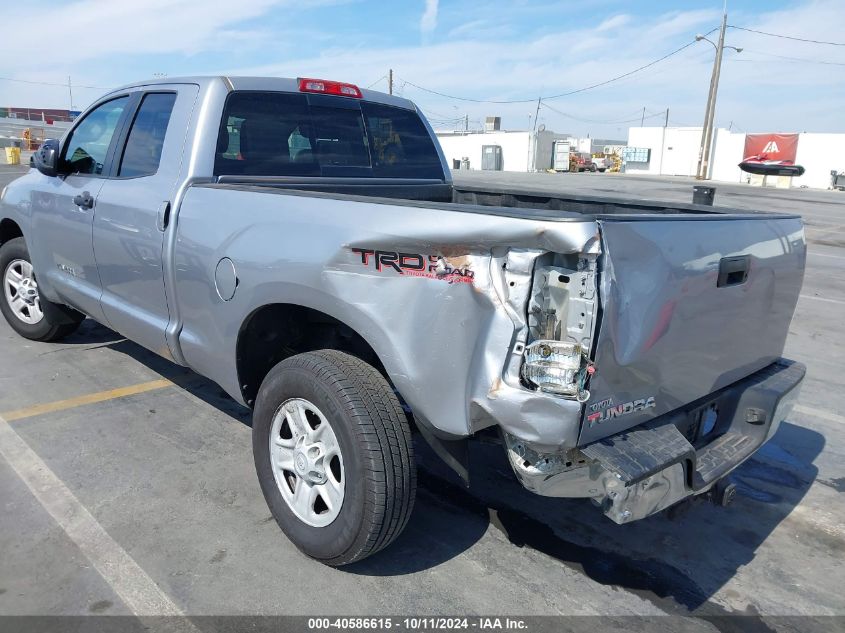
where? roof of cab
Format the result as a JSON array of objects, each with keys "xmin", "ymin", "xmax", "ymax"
[{"xmin": 102, "ymin": 75, "xmax": 417, "ymax": 110}]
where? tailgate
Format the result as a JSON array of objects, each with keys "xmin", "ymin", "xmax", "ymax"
[{"xmin": 579, "ymin": 215, "xmax": 805, "ymax": 444}]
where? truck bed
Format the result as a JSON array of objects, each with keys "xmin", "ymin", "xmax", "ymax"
[
  {"xmin": 188, "ymin": 179, "xmax": 804, "ymax": 446},
  {"xmin": 209, "ymin": 179, "xmax": 798, "ymax": 220}
]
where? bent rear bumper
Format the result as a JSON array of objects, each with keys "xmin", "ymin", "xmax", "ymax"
[{"xmin": 505, "ymin": 359, "xmax": 805, "ymax": 523}]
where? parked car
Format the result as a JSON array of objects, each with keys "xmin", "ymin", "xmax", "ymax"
[
  {"xmin": 0, "ymin": 76, "xmax": 806, "ymax": 565},
  {"xmin": 573, "ymin": 151, "xmax": 599, "ymax": 172}
]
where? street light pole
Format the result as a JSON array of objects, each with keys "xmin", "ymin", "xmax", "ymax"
[
  {"xmin": 695, "ymin": 13, "xmax": 742, "ymax": 179},
  {"xmin": 696, "ymin": 14, "xmax": 725, "ymax": 179}
]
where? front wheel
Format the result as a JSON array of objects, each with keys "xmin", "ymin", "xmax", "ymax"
[
  {"xmin": 0, "ymin": 238, "xmax": 83, "ymax": 342},
  {"xmin": 253, "ymin": 350, "xmax": 416, "ymax": 566}
]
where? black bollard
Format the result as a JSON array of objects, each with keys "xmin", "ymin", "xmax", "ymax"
[{"xmin": 693, "ymin": 185, "xmax": 716, "ymax": 206}]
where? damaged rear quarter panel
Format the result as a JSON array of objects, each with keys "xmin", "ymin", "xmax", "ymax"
[{"xmin": 174, "ymin": 185, "xmax": 598, "ymax": 444}]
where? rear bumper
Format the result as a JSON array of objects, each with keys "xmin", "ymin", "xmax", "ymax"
[{"xmin": 504, "ymin": 359, "xmax": 805, "ymax": 523}]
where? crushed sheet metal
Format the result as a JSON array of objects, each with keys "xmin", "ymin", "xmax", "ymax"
[
  {"xmin": 175, "ymin": 185, "xmax": 600, "ymax": 447},
  {"xmin": 580, "ymin": 217, "xmax": 805, "ymax": 444}
]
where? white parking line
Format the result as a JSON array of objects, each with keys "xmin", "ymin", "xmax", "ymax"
[
  {"xmin": 803, "ymin": 218, "xmax": 845, "ymax": 226},
  {"xmin": 804, "ymin": 226, "xmax": 845, "ymax": 235},
  {"xmin": 794, "ymin": 405, "xmax": 845, "ymax": 425},
  {"xmin": 808, "ymin": 251, "xmax": 845, "ymax": 261},
  {"xmin": 0, "ymin": 413, "xmax": 199, "ymax": 628},
  {"xmin": 799, "ymin": 294, "xmax": 845, "ymax": 306}
]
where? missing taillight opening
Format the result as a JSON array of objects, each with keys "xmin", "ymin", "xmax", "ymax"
[{"xmin": 522, "ymin": 258, "xmax": 598, "ymax": 401}]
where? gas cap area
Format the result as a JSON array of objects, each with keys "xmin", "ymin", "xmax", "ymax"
[{"xmin": 215, "ymin": 257, "xmax": 238, "ymax": 301}]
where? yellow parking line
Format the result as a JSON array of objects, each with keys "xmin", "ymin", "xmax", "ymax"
[{"xmin": 0, "ymin": 379, "xmax": 173, "ymax": 422}]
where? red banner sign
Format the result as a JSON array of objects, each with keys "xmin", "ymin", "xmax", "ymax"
[{"xmin": 743, "ymin": 133, "xmax": 798, "ymax": 162}]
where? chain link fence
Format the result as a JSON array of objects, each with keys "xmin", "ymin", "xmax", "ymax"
[{"xmin": 0, "ymin": 118, "xmax": 72, "ymax": 151}]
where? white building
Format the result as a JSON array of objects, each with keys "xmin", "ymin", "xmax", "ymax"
[
  {"xmin": 626, "ymin": 126, "xmax": 845, "ymax": 190},
  {"xmin": 435, "ymin": 129, "xmax": 556, "ymax": 172}
]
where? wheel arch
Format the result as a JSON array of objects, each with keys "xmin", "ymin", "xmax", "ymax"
[
  {"xmin": 235, "ymin": 302, "xmax": 389, "ymax": 408},
  {"xmin": 232, "ymin": 298, "xmax": 472, "ymax": 484},
  {"xmin": 0, "ymin": 218, "xmax": 24, "ymax": 247}
]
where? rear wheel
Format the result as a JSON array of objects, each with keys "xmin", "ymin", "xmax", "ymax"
[
  {"xmin": 253, "ymin": 350, "xmax": 416, "ymax": 566},
  {"xmin": 0, "ymin": 238, "xmax": 83, "ymax": 342}
]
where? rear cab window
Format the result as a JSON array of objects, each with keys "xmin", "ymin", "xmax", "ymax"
[
  {"xmin": 118, "ymin": 92, "xmax": 177, "ymax": 177},
  {"xmin": 214, "ymin": 91, "xmax": 444, "ymax": 180}
]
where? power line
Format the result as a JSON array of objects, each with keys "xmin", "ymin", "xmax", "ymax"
[
  {"xmin": 732, "ymin": 49, "xmax": 845, "ymax": 66},
  {"xmin": 419, "ymin": 106, "xmax": 462, "ymax": 119},
  {"xmin": 729, "ymin": 25, "xmax": 845, "ymax": 46},
  {"xmin": 540, "ymin": 101, "xmax": 666, "ymax": 125},
  {"xmin": 427, "ymin": 118, "xmax": 466, "ymax": 125},
  {"xmin": 541, "ymin": 36, "xmax": 710, "ymax": 100},
  {"xmin": 398, "ymin": 77, "xmax": 535, "ymax": 104},
  {"xmin": 0, "ymin": 76, "xmax": 101, "ymax": 89},
  {"xmin": 365, "ymin": 75, "xmax": 387, "ymax": 89},
  {"xmin": 397, "ymin": 30, "xmax": 716, "ymax": 104}
]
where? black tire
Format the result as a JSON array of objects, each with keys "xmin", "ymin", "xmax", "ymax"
[
  {"xmin": 253, "ymin": 350, "xmax": 416, "ymax": 566},
  {"xmin": 0, "ymin": 237, "xmax": 84, "ymax": 342}
]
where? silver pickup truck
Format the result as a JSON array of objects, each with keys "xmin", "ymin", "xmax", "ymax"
[{"xmin": 0, "ymin": 76, "xmax": 806, "ymax": 565}]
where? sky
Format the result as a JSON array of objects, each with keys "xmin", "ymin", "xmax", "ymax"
[{"xmin": 1, "ymin": 0, "xmax": 843, "ymax": 138}]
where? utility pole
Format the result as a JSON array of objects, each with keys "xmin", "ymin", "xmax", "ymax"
[
  {"xmin": 67, "ymin": 76, "xmax": 74, "ymax": 112},
  {"xmin": 695, "ymin": 12, "xmax": 742, "ymax": 179},
  {"xmin": 659, "ymin": 108, "xmax": 669, "ymax": 176},
  {"xmin": 465, "ymin": 114, "xmax": 468, "ymax": 132},
  {"xmin": 641, "ymin": 107, "xmax": 646, "ymax": 127},
  {"xmin": 388, "ymin": 69, "xmax": 393, "ymax": 95},
  {"xmin": 532, "ymin": 97, "xmax": 541, "ymax": 131}
]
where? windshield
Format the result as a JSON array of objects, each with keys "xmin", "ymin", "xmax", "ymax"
[{"xmin": 215, "ymin": 91, "xmax": 445, "ymax": 180}]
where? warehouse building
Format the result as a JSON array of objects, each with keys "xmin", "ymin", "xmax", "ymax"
[
  {"xmin": 435, "ymin": 116, "xmax": 563, "ymax": 172},
  {"xmin": 626, "ymin": 126, "xmax": 845, "ymax": 190},
  {"xmin": 0, "ymin": 106, "xmax": 78, "ymax": 123},
  {"xmin": 435, "ymin": 116, "xmax": 625, "ymax": 174},
  {"xmin": 435, "ymin": 128, "xmax": 561, "ymax": 172}
]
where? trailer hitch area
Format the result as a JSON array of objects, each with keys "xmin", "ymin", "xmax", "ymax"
[
  {"xmin": 708, "ymin": 477, "xmax": 738, "ymax": 507},
  {"xmin": 665, "ymin": 477, "xmax": 737, "ymax": 520}
]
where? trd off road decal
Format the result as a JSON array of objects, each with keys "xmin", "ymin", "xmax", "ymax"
[
  {"xmin": 586, "ymin": 396, "xmax": 656, "ymax": 428},
  {"xmin": 351, "ymin": 248, "xmax": 475, "ymax": 284}
]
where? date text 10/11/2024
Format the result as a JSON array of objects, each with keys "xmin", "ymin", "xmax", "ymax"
[{"xmin": 307, "ymin": 617, "xmax": 529, "ymax": 630}]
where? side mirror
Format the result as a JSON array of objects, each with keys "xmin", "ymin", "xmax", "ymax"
[{"xmin": 34, "ymin": 139, "xmax": 60, "ymax": 177}]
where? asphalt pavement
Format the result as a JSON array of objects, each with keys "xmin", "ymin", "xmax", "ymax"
[{"xmin": 0, "ymin": 166, "xmax": 843, "ymax": 628}]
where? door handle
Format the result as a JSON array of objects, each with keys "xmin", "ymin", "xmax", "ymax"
[
  {"xmin": 73, "ymin": 191, "xmax": 95, "ymax": 210},
  {"xmin": 717, "ymin": 255, "xmax": 751, "ymax": 287},
  {"xmin": 156, "ymin": 201, "xmax": 171, "ymax": 232}
]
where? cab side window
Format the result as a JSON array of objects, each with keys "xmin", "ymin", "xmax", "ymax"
[
  {"xmin": 61, "ymin": 97, "xmax": 129, "ymax": 175},
  {"xmin": 118, "ymin": 93, "xmax": 177, "ymax": 177}
]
